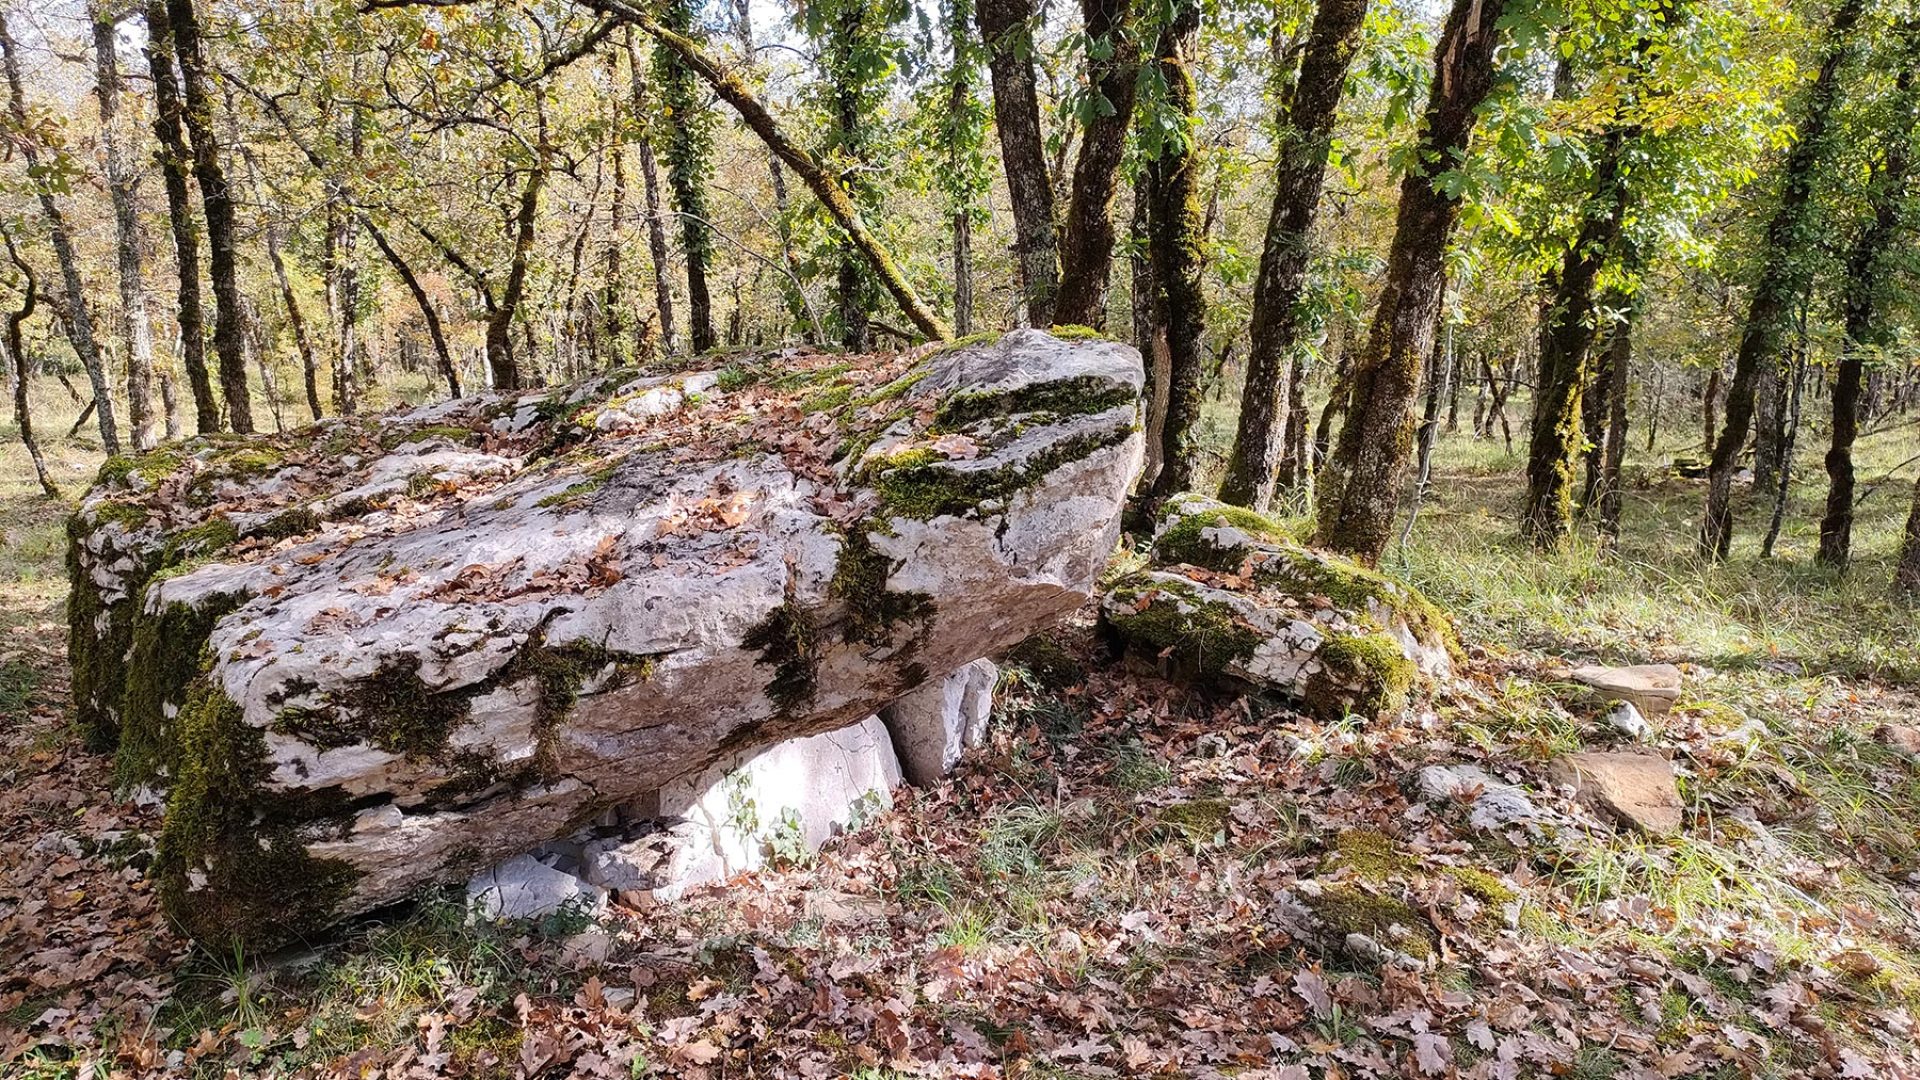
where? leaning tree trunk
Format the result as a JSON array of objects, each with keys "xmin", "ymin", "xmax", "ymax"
[
  {"xmin": 142, "ymin": 0, "xmax": 218, "ymax": 433},
  {"xmin": 1217, "ymin": 0, "xmax": 1370, "ymax": 510},
  {"xmin": 1312, "ymin": 0, "xmax": 1508, "ymax": 563},
  {"xmin": 488, "ymin": 109, "xmax": 552, "ymax": 391},
  {"xmin": 2, "ymin": 231, "xmax": 58, "ymax": 497},
  {"xmin": 603, "ymin": 1, "xmax": 951, "ymax": 340},
  {"xmin": 1820, "ymin": 28, "xmax": 1918, "ymax": 568},
  {"xmin": 1521, "ymin": 121, "xmax": 1634, "ymax": 549},
  {"xmin": 92, "ymin": 5, "xmax": 158, "ymax": 451},
  {"xmin": 1701, "ymin": 0, "xmax": 1866, "ymax": 559},
  {"xmin": 0, "ymin": 12, "xmax": 120, "ymax": 455},
  {"xmin": 976, "ymin": 0, "xmax": 1058, "ymax": 327},
  {"xmin": 1052, "ymin": 0, "xmax": 1141, "ymax": 329},
  {"xmin": 266, "ymin": 227, "xmax": 323, "ymax": 421},
  {"xmin": 165, "ymin": 0, "xmax": 252, "ymax": 433},
  {"xmin": 1143, "ymin": 0, "xmax": 1208, "ymax": 505}
]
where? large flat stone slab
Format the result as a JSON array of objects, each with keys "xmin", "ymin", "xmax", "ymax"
[{"xmin": 67, "ymin": 330, "xmax": 1143, "ymax": 946}]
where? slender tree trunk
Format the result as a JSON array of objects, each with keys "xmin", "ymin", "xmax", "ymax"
[
  {"xmin": 604, "ymin": 63, "xmax": 630, "ymax": 367},
  {"xmin": 1400, "ymin": 320, "xmax": 1453, "ymax": 549},
  {"xmin": 2, "ymin": 231, "xmax": 58, "ymax": 497},
  {"xmin": 366, "ymin": 225, "xmax": 461, "ymax": 397},
  {"xmin": 1053, "ymin": 0, "xmax": 1142, "ymax": 328},
  {"xmin": 241, "ymin": 294, "xmax": 285, "ymax": 432},
  {"xmin": 611, "ymin": 3, "xmax": 952, "ymax": 339},
  {"xmin": 729, "ymin": 0, "xmax": 802, "ymax": 342},
  {"xmin": 1277, "ymin": 349, "xmax": 1312, "ymax": 494},
  {"xmin": 947, "ymin": 0, "xmax": 978, "ymax": 337},
  {"xmin": 1895, "ymin": 475, "xmax": 1920, "ymax": 600},
  {"xmin": 1820, "ymin": 28, "xmax": 1918, "ymax": 568},
  {"xmin": 1143, "ymin": 0, "xmax": 1208, "ymax": 505},
  {"xmin": 1129, "ymin": 184, "xmax": 1170, "ymax": 484},
  {"xmin": 1597, "ymin": 292, "xmax": 1634, "ymax": 544},
  {"xmin": 1752, "ymin": 357, "xmax": 1787, "ymax": 494},
  {"xmin": 1701, "ymin": 365, "xmax": 1720, "ymax": 452},
  {"xmin": 626, "ymin": 29, "xmax": 678, "ymax": 356},
  {"xmin": 1217, "ymin": 0, "xmax": 1369, "ymax": 509},
  {"xmin": 976, "ymin": 0, "xmax": 1058, "ymax": 326},
  {"xmin": 653, "ymin": 0, "xmax": 716, "ymax": 352},
  {"xmin": 143, "ymin": 0, "xmax": 217, "ymax": 433},
  {"xmin": 1521, "ymin": 122, "xmax": 1634, "ymax": 548},
  {"xmin": 325, "ymin": 199, "xmax": 360, "ymax": 412},
  {"xmin": 487, "ymin": 96, "xmax": 552, "ymax": 391},
  {"xmin": 1313, "ymin": 0, "xmax": 1508, "ymax": 563},
  {"xmin": 1701, "ymin": 0, "xmax": 1865, "ymax": 559},
  {"xmin": 266, "ymin": 226, "xmax": 323, "ymax": 420},
  {"xmin": 93, "ymin": 6, "xmax": 158, "ymax": 451},
  {"xmin": 1761, "ymin": 341, "xmax": 1804, "ymax": 558},
  {"xmin": 164, "ymin": 0, "xmax": 251, "ymax": 432},
  {"xmin": 0, "ymin": 13, "xmax": 120, "ymax": 454}
]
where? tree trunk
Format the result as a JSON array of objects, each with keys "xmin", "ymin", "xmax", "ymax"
[
  {"xmin": 1313, "ymin": 0, "xmax": 1508, "ymax": 563},
  {"xmin": 1053, "ymin": 0, "xmax": 1141, "ymax": 329},
  {"xmin": 164, "ymin": 0, "xmax": 251, "ymax": 433},
  {"xmin": 976, "ymin": 0, "xmax": 1058, "ymax": 327},
  {"xmin": 1820, "ymin": 27, "xmax": 1918, "ymax": 568},
  {"xmin": 92, "ymin": 6, "xmax": 158, "ymax": 451},
  {"xmin": 1521, "ymin": 122, "xmax": 1634, "ymax": 548},
  {"xmin": 947, "ymin": 0, "xmax": 978, "ymax": 337},
  {"xmin": 1217, "ymin": 0, "xmax": 1370, "ymax": 509},
  {"xmin": 625, "ymin": 29, "xmax": 678, "ymax": 356},
  {"xmin": 0, "ymin": 12, "xmax": 120, "ymax": 454},
  {"xmin": 1597, "ymin": 292, "xmax": 1634, "ymax": 544},
  {"xmin": 1701, "ymin": 0, "xmax": 1866, "ymax": 559},
  {"xmin": 1142, "ymin": 0, "xmax": 1208, "ymax": 505},
  {"xmin": 1701, "ymin": 365, "xmax": 1719, "ymax": 452},
  {"xmin": 609, "ymin": 2, "xmax": 951, "ymax": 339},
  {"xmin": 1761, "ymin": 340, "xmax": 1804, "ymax": 558},
  {"xmin": 366, "ymin": 225, "xmax": 461, "ymax": 397},
  {"xmin": 1895, "ymin": 474, "xmax": 1920, "ymax": 600},
  {"xmin": 1752, "ymin": 357, "xmax": 1787, "ymax": 494},
  {"xmin": 2, "ymin": 231, "xmax": 58, "ymax": 497},
  {"xmin": 1129, "ymin": 183, "xmax": 1170, "ymax": 485},
  {"xmin": 325, "ymin": 199, "xmax": 360, "ymax": 413},
  {"xmin": 487, "ymin": 97, "xmax": 552, "ymax": 391},
  {"xmin": 267, "ymin": 226, "xmax": 323, "ymax": 420},
  {"xmin": 143, "ymin": 0, "xmax": 218, "ymax": 433},
  {"xmin": 653, "ymin": 0, "xmax": 717, "ymax": 352},
  {"xmin": 604, "ymin": 74, "xmax": 630, "ymax": 367}
]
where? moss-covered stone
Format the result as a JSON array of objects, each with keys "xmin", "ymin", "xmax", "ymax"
[
  {"xmin": 65, "ymin": 516, "xmax": 154, "ymax": 751},
  {"xmin": 829, "ymin": 526, "xmax": 935, "ymax": 647},
  {"xmin": 1331, "ymin": 829, "xmax": 1409, "ymax": 882},
  {"xmin": 1103, "ymin": 575, "xmax": 1265, "ymax": 679},
  {"xmin": 1157, "ymin": 798, "xmax": 1231, "ymax": 842},
  {"xmin": 95, "ymin": 447, "xmax": 187, "ymax": 491},
  {"xmin": 157, "ymin": 679, "xmax": 361, "ymax": 950},
  {"xmin": 1309, "ymin": 631, "xmax": 1417, "ymax": 717},
  {"xmin": 1447, "ymin": 865, "xmax": 1519, "ymax": 907},
  {"xmin": 1002, "ymin": 633, "xmax": 1085, "ymax": 690},
  {"xmin": 116, "ymin": 588, "xmax": 251, "ymax": 785},
  {"xmin": 1306, "ymin": 885, "xmax": 1436, "ymax": 961},
  {"xmin": 1152, "ymin": 498, "xmax": 1293, "ymax": 568},
  {"xmin": 867, "ymin": 426, "xmax": 1132, "ymax": 521},
  {"xmin": 933, "ymin": 375, "xmax": 1137, "ymax": 431}
]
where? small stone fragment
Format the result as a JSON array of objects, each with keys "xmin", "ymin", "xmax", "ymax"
[
  {"xmin": 1876, "ymin": 724, "xmax": 1920, "ymax": 761},
  {"xmin": 1607, "ymin": 700, "xmax": 1654, "ymax": 742},
  {"xmin": 466, "ymin": 854, "xmax": 607, "ymax": 921},
  {"xmin": 1569, "ymin": 663, "xmax": 1682, "ymax": 717},
  {"xmin": 1548, "ymin": 751, "xmax": 1684, "ymax": 836},
  {"xmin": 1415, "ymin": 764, "xmax": 1541, "ymax": 831}
]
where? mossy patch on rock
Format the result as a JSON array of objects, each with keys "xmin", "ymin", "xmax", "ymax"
[
  {"xmin": 1001, "ymin": 633, "xmax": 1085, "ymax": 690},
  {"xmin": 868, "ymin": 426, "xmax": 1133, "ymax": 521},
  {"xmin": 1102, "ymin": 575, "xmax": 1264, "ymax": 680},
  {"xmin": 743, "ymin": 600, "xmax": 820, "ymax": 713},
  {"xmin": 157, "ymin": 679, "xmax": 361, "ymax": 950},
  {"xmin": 933, "ymin": 374, "xmax": 1137, "ymax": 431},
  {"xmin": 116, "ymin": 588, "xmax": 251, "ymax": 785},
  {"xmin": 829, "ymin": 525, "xmax": 935, "ymax": 648},
  {"xmin": 1307, "ymin": 885, "xmax": 1437, "ymax": 962},
  {"xmin": 1152, "ymin": 496, "xmax": 1293, "ymax": 568},
  {"xmin": 1330, "ymin": 828, "xmax": 1410, "ymax": 882},
  {"xmin": 1157, "ymin": 798, "xmax": 1232, "ymax": 842},
  {"xmin": 1309, "ymin": 632, "xmax": 1418, "ymax": 718}
]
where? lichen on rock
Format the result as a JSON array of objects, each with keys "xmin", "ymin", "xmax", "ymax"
[{"xmin": 67, "ymin": 328, "xmax": 1144, "ymax": 947}]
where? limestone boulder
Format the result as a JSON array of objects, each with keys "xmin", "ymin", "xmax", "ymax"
[
  {"xmin": 1100, "ymin": 496, "xmax": 1454, "ymax": 718},
  {"xmin": 1548, "ymin": 751, "xmax": 1684, "ymax": 836},
  {"xmin": 1569, "ymin": 663, "xmax": 1682, "ymax": 717},
  {"xmin": 66, "ymin": 329, "xmax": 1143, "ymax": 946}
]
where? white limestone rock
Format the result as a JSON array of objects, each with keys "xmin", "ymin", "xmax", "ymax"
[
  {"xmin": 467, "ymin": 853, "xmax": 607, "ymax": 922},
  {"xmin": 881, "ymin": 658, "xmax": 998, "ymax": 786},
  {"xmin": 70, "ymin": 330, "xmax": 1142, "ymax": 946}
]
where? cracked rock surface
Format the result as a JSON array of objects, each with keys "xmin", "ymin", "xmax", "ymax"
[{"xmin": 66, "ymin": 329, "xmax": 1143, "ymax": 946}]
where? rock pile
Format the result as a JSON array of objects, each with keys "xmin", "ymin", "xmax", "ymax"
[{"xmin": 67, "ymin": 329, "xmax": 1142, "ymax": 946}]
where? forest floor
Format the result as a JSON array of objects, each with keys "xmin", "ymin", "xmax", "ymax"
[{"xmin": 5, "ymin": 385, "xmax": 1920, "ymax": 1079}]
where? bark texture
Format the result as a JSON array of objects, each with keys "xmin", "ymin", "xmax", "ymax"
[
  {"xmin": 1053, "ymin": 0, "xmax": 1141, "ymax": 329},
  {"xmin": 1312, "ymin": 0, "xmax": 1508, "ymax": 563},
  {"xmin": 1700, "ymin": 0, "xmax": 1865, "ymax": 558},
  {"xmin": 976, "ymin": 0, "xmax": 1058, "ymax": 326},
  {"xmin": 142, "ymin": 0, "xmax": 218, "ymax": 433},
  {"xmin": 1142, "ymin": 0, "xmax": 1207, "ymax": 504},
  {"xmin": 93, "ymin": 7, "xmax": 158, "ymax": 451},
  {"xmin": 1217, "ymin": 0, "xmax": 1370, "ymax": 509}
]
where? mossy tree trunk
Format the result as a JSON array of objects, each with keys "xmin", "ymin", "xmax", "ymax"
[
  {"xmin": 142, "ymin": 0, "xmax": 219, "ymax": 433},
  {"xmin": 1521, "ymin": 119, "xmax": 1635, "ymax": 550},
  {"xmin": 1700, "ymin": 0, "xmax": 1865, "ymax": 559},
  {"xmin": 654, "ymin": 0, "xmax": 717, "ymax": 353},
  {"xmin": 92, "ymin": 5, "xmax": 158, "ymax": 452},
  {"xmin": 164, "ymin": 0, "xmax": 252, "ymax": 433},
  {"xmin": 1820, "ymin": 24, "xmax": 1918, "ymax": 568},
  {"xmin": 1217, "ymin": 0, "xmax": 1370, "ymax": 510},
  {"xmin": 976, "ymin": 0, "xmax": 1059, "ymax": 327},
  {"xmin": 591, "ymin": 0, "xmax": 952, "ymax": 340},
  {"xmin": 0, "ymin": 11, "xmax": 121, "ymax": 454},
  {"xmin": 1312, "ymin": 0, "xmax": 1508, "ymax": 563},
  {"xmin": 1142, "ymin": 0, "xmax": 1208, "ymax": 505},
  {"xmin": 1053, "ymin": 0, "xmax": 1141, "ymax": 329},
  {"xmin": 625, "ymin": 28, "xmax": 679, "ymax": 356}
]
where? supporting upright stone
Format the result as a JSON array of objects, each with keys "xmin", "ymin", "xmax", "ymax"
[{"xmin": 881, "ymin": 658, "xmax": 998, "ymax": 785}]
